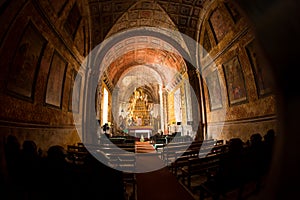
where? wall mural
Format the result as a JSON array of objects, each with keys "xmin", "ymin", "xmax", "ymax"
[
  {"xmin": 209, "ymin": 8, "xmax": 232, "ymax": 43},
  {"xmin": 45, "ymin": 50, "xmax": 67, "ymax": 108},
  {"xmin": 245, "ymin": 40, "xmax": 272, "ymax": 97},
  {"xmin": 6, "ymin": 21, "xmax": 47, "ymax": 101},
  {"xmin": 223, "ymin": 56, "xmax": 248, "ymax": 105},
  {"xmin": 206, "ymin": 70, "xmax": 223, "ymax": 111}
]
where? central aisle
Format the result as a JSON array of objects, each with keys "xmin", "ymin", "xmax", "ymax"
[
  {"xmin": 134, "ymin": 141, "xmax": 195, "ymax": 200},
  {"xmin": 135, "ymin": 141, "xmax": 165, "ymax": 172}
]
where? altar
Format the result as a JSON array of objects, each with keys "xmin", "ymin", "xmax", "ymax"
[{"xmin": 128, "ymin": 126, "xmax": 153, "ymax": 139}]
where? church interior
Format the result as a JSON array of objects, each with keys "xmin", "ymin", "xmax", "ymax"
[{"xmin": 0, "ymin": 0, "xmax": 299, "ymax": 199}]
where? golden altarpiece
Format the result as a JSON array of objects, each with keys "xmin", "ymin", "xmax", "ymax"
[{"xmin": 126, "ymin": 88, "xmax": 153, "ymax": 138}]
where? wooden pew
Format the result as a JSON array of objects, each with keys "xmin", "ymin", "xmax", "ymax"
[
  {"xmin": 162, "ymin": 144, "xmax": 191, "ymax": 165},
  {"xmin": 106, "ymin": 152, "xmax": 136, "ymax": 172},
  {"xmin": 67, "ymin": 145, "xmax": 89, "ymax": 164},
  {"xmin": 162, "ymin": 140, "xmax": 216, "ymax": 165},
  {"xmin": 153, "ymin": 138, "xmax": 167, "ymax": 151},
  {"xmin": 171, "ymin": 144, "xmax": 228, "ymax": 178},
  {"xmin": 167, "ymin": 141, "xmax": 204, "ymax": 173},
  {"xmin": 170, "ymin": 149, "xmax": 200, "ymax": 177},
  {"xmin": 161, "ymin": 141, "xmax": 200, "ymax": 163},
  {"xmin": 83, "ymin": 142, "xmax": 136, "ymax": 172},
  {"xmin": 181, "ymin": 154, "xmax": 221, "ymax": 189},
  {"xmin": 198, "ymin": 148, "xmax": 263, "ymax": 200}
]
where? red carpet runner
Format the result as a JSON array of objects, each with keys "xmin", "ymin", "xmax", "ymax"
[{"xmin": 135, "ymin": 142, "xmax": 195, "ymax": 200}]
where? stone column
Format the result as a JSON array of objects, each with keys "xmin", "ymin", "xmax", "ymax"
[
  {"xmin": 196, "ymin": 70, "xmax": 206, "ymax": 140},
  {"xmin": 82, "ymin": 68, "xmax": 98, "ymax": 144},
  {"xmin": 112, "ymin": 86, "xmax": 119, "ymax": 135},
  {"xmin": 159, "ymin": 84, "xmax": 165, "ymax": 134},
  {"xmin": 163, "ymin": 89, "xmax": 168, "ymax": 134}
]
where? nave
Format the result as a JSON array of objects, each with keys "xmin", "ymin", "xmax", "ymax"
[{"xmin": 0, "ymin": 0, "xmax": 299, "ymax": 199}]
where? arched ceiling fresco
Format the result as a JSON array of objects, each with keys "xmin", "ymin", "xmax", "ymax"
[{"xmin": 89, "ymin": 0, "xmax": 204, "ymax": 46}]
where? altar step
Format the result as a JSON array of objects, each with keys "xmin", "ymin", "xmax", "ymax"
[{"xmin": 135, "ymin": 141, "xmax": 156, "ymax": 153}]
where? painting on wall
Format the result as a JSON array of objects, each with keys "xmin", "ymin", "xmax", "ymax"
[
  {"xmin": 68, "ymin": 69, "xmax": 81, "ymax": 113},
  {"xmin": 223, "ymin": 56, "xmax": 248, "ymax": 105},
  {"xmin": 45, "ymin": 50, "xmax": 67, "ymax": 108},
  {"xmin": 208, "ymin": 8, "xmax": 232, "ymax": 43},
  {"xmin": 6, "ymin": 21, "xmax": 47, "ymax": 101},
  {"xmin": 206, "ymin": 70, "xmax": 223, "ymax": 111},
  {"xmin": 245, "ymin": 40, "xmax": 272, "ymax": 97}
]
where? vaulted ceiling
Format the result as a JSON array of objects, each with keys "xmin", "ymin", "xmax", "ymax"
[
  {"xmin": 88, "ymin": 0, "xmax": 204, "ymax": 97},
  {"xmin": 85, "ymin": 0, "xmax": 203, "ymax": 102},
  {"xmin": 88, "ymin": 0, "xmax": 204, "ymax": 46}
]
